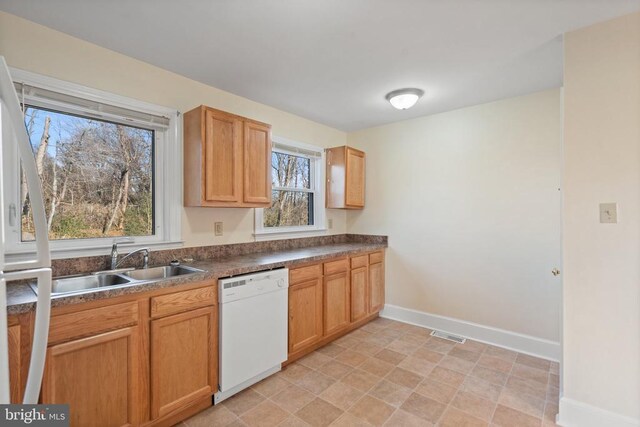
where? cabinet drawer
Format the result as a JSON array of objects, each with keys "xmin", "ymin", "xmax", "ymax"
[
  {"xmin": 290, "ymin": 264, "xmax": 322, "ymax": 284},
  {"xmin": 49, "ymin": 301, "xmax": 138, "ymax": 343},
  {"xmin": 151, "ymin": 286, "xmax": 216, "ymax": 318},
  {"xmin": 369, "ymin": 251, "xmax": 384, "ymax": 264},
  {"xmin": 324, "ymin": 258, "xmax": 348, "ymax": 275},
  {"xmin": 350, "ymin": 255, "xmax": 368, "ymax": 269}
]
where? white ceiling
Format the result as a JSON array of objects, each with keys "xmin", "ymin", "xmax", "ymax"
[{"xmin": 1, "ymin": 1, "xmax": 639, "ymax": 131}]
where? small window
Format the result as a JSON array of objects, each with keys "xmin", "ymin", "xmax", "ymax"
[
  {"xmin": 255, "ymin": 137, "xmax": 325, "ymax": 238},
  {"xmin": 2, "ymin": 69, "xmax": 181, "ymax": 257}
]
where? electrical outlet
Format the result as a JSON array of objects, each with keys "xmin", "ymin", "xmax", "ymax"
[
  {"xmin": 214, "ymin": 222, "xmax": 223, "ymax": 236},
  {"xmin": 599, "ymin": 203, "xmax": 618, "ymax": 223},
  {"xmin": 328, "ymin": 218, "xmax": 333, "ymax": 229}
]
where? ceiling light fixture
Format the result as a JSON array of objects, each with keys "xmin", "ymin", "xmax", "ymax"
[{"xmin": 385, "ymin": 88, "xmax": 424, "ymax": 110}]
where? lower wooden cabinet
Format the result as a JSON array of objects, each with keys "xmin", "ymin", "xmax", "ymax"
[
  {"xmin": 350, "ymin": 266, "xmax": 368, "ymax": 322},
  {"xmin": 288, "ymin": 278, "xmax": 323, "ymax": 353},
  {"xmin": 150, "ymin": 307, "xmax": 217, "ymax": 419},
  {"xmin": 42, "ymin": 327, "xmax": 139, "ymax": 427},
  {"xmin": 323, "ymin": 271, "xmax": 350, "ymax": 336},
  {"xmin": 12, "ymin": 253, "xmax": 382, "ymax": 425},
  {"xmin": 288, "ymin": 250, "xmax": 385, "ymax": 362},
  {"xmin": 8, "ymin": 322, "xmax": 23, "ymax": 404},
  {"xmin": 369, "ymin": 257, "xmax": 385, "ymax": 313},
  {"xmin": 33, "ymin": 282, "xmax": 217, "ymax": 427},
  {"xmin": 351, "ymin": 250, "xmax": 385, "ymax": 318}
]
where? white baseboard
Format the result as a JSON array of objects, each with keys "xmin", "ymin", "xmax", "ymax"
[
  {"xmin": 380, "ymin": 304, "xmax": 561, "ymax": 361},
  {"xmin": 557, "ymin": 397, "xmax": 640, "ymax": 427}
]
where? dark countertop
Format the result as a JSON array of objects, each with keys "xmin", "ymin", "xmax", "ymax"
[{"xmin": 7, "ymin": 242, "xmax": 386, "ymax": 315}]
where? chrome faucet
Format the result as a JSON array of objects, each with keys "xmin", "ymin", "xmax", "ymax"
[{"xmin": 110, "ymin": 243, "xmax": 149, "ymax": 270}]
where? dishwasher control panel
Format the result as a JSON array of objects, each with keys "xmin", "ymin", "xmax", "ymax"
[{"xmin": 218, "ymin": 268, "xmax": 289, "ymax": 303}]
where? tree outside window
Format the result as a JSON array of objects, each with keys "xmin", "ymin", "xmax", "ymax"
[
  {"xmin": 264, "ymin": 151, "xmax": 314, "ymax": 227},
  {"xmin": 20, "ymin": 105, "xmax": 154, "ymax": 241}
]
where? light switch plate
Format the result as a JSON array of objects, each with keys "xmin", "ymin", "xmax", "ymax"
[
  {"xmin": 214, "ymin": 222, "xmax": 223, "ymax": 236},
  {"xmin": 599, "ymin": 203, "xmax": 618, "ymax": 223}
]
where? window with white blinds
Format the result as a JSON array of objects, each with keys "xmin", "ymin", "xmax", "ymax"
[{"xmin": 13, "ymin": 82, "xmax": 171, "ymax": 130}]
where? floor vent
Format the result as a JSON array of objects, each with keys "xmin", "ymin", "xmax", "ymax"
[{"xmin": 430, "ymin": 330, "xmax": 466, "ymax": 344}]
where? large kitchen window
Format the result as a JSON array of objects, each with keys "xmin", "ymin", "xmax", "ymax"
[
  {"xmin": 254, "ymin": 137, "xmax": 325, "ymax": 239},
  {"xmin": 2, "ymin": 69, "xmax": 181, "ymax": 257}
]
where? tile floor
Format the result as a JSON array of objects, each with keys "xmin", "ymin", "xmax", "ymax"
[{"xmin": 182, "ymin": 318, "xmax": 560, "ymax": 426}]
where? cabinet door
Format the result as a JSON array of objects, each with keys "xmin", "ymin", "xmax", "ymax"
[
  {"xmin": 289, "ymin": 278, "xmax": 323, "ymax": 354},
  {"xmin": 204, "ymin": 109, "xmax": 243, "ymax": 203},
  {"xmin": 243, "ymin": 121, "xmax": 271, "ymax": 204},
  {"xmin": 345, "ymin": 147, "xmax": 365, "ymax": 208},
  {"xmin": 150, "ymin": 307, "xmax": 216, "ymax": 419},
  {"xmin": 42, "ymin": 327, "xmax": 139, "ymax": 427},
  {"xmin": 8, "ymin": 324, "xmax": 21, "ymax": 403},
  {"xmin": 325, "ymin": 146, "xmax": 346, "ymax": 209},
  {"xmin": 350, "ymin": 267, "xmax": 368, "ymax": 322},
  {"xmin": 369, "ymin": 262, "xmax": 385, "ymax": 313},
  {"xmin": 323, "ymin": 272, "xmax": 350, "ymax": 336}
]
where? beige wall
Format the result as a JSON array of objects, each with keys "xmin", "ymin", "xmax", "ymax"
[
  {"xmin": 0, "ymin": 11, "xmax": 347, "ymax": 248},
  {"xmin": 347, "ymin": 89, "xmax": 562, "ymax": 342},
  {"xmin": 561, "ymin": 12, "xmax": 640, "ymax": 423}
]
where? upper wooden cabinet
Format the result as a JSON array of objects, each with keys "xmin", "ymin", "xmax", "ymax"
[
  {"xmin": 326, "ymin": 146, "xmax": 365, "ymax": 209},
  {"xmin": 243, "ymin": 121, "xmax": 272, "ymax": 205},
  {"xmin": 184, "ymin": 106, "xmax": 272, "ymax": 207}
]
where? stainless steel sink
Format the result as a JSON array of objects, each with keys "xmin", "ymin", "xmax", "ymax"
[
  {"xmin": 31, "ymin": 273, "xmax": 133, "ymax": 296},
  {"xmin": 29, "ymin": 264, "xmax": 204, "ymax": 297},
  {"xmin": 124, "ymin": 265, "xmax": 203, "ymax": 281}
]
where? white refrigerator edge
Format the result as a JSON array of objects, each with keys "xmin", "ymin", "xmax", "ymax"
[{"xmin": 0, "ymin": 55, "xmax": 53, "ymax": 405}]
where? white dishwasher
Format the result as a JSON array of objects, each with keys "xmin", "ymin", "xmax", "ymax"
[{"xmin": 215, "ymin": 268, "xmax": 289, "ymax": 404}]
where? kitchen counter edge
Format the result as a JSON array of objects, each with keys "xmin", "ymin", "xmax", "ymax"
[{"xmin": 6, "ymin": 242, "xmax": 387, "ymax": 315}]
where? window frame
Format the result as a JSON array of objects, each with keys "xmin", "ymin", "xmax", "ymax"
[
  {"xmin": 254, "ymin": 136, "xmax": 326, "ymax": 240},
  {"xmin": 2, "ymin": 68, "xmax": 182, "ymax": 260}
]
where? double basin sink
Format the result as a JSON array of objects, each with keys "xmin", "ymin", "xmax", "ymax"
[{"xmin": 30, "ymin": 265, "xmax": 204, "ymax": 297}]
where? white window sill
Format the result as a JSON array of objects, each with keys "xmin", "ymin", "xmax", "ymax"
[
  {"xmin": 6, "ymin": 240, "xmax": 184, "ymax": 262},
  {"xmin": 253, "ymin": 227, "xmax": 328, "ymax": 241}
]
